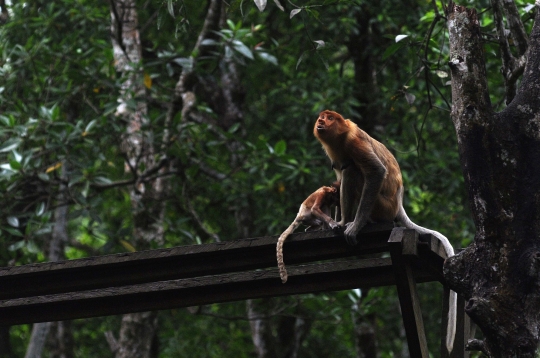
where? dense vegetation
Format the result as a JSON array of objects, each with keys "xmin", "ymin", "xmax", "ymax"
[{"xmin": 0, "ymin": 0, "xmax": 535, "ymax": 356}]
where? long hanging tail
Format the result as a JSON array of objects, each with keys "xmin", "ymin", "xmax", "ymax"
[
  {"xmin": 276, "ymin": 218, "xmax": 302, "ymax": 283},
  {"xmin": 396, "ymin": 187, "xmax": 456, "ymax": 354}
]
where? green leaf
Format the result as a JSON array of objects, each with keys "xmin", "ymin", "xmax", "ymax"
[
  {"xmin": 85, "ymin": 119, "xmax": 97, "ymax": 133},
  {"xmin": 313, "ymin": 40, "xmax": 325, "ymax": 49},
  {"xmin": 232, "ymin": 40, "xmax": 254, "ymax": 59},
  {"xmin": 26, "ymin": 240, "xmax": 40, "ymax": 254},
  {"xmin": 395, "ymin": 34, "xmax": 409, "ymax": 43},
  {"xmin": 274, "ymin": 140, "xmax": 286, "ymax": 155},
  {"xmin": 253, "ymin": 0, "xmax": 267, "ymax": 12},
  {"xmin": 167, "ymin": 0, "xmax": 174, "ymax": 17},
  {"xmin": 0, "ymin": 138, "xmax": 21, "ymax": 153},
  {"xmin": 290, "ymin": 8, "xmax": 301, "ymax": 19},
  {"xmin": 257, "ymin": 52, "xmax": 278, "ymax": 65},
  {"xmin": 94, "ymin": 176, "xmax": 113, "ymax": 185},
  {"xmin": 35, "ymin": 202, "xmax": 46, "ymax": 216},
  {"xmin": 228, "ymin": 123, "xmax": 241, "ymax": 133},
  {"xmin": 382, "ymin": 42, "xmax": 405, "ymax": 60},
  {"xmin": 8, "ymin": 240, "xmax": 25, "ymax": 251},
  {"xmin": 296, "ymin": 51, "xmax": 308, "ymax": 70},
  {"xmin": 0, "ymin": 115, "xmax": 10, "ymax": 126},
  {"xmin": 9, "ymin": 159, "xmax": 21, "ymax": 170},
  {"xmin": 7, "ymin": 216, "xmax": 19, "ymax": 228}
]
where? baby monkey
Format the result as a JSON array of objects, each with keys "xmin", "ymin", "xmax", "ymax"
[{"xmin": 276, "ymin": 181, "xmax": 340, "ymax": 283}]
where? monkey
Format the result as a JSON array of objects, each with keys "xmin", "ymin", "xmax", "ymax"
[
  {"xmin": 276, "ymin": 182, "xmax": 341, "ymax": 284},
  {"xmin": 314, "ymin": 109, "xmax": 456, "ymax": 353}
]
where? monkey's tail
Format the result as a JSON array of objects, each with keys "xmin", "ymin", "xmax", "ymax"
[
  {"xmin": 276, "ymin": 218, "xmax": 302, "ymax": 284},
  {"xmin": 396, "ymin": 187, "xmax": 456, "ymax": 354}
]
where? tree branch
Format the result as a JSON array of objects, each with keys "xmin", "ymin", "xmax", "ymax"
[
  {"xmin": 510, "ymin": 1, "xmax": 540, "ymax": 108},
  {"xmin": 501, "ymin": 0, "xmax": 529, "ymax": 55},
  {"xmin": 162, "ymin": 0, "xmax": 223, "ymax": 152},
  {"xmin": 490, "ymin": 0, "xmax": 529, "ymax": 103},
  {"xmin": 182, "ymin": 183, "xmax": 220, "ymax": 243}
]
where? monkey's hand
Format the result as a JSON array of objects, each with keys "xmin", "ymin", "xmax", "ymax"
[{"xmin": 344, "ymin": 220, "xmax": 366, "ymax": 245}]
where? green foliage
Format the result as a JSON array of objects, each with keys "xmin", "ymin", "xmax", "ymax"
[{"xmin": 0, "ymin": 0, "xmax": 491, "ymax": 355}]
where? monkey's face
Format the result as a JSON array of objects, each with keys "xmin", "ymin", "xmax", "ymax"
[{"xmin": 314, "ymin": 110, "xmax": 343, "ymax": 138}]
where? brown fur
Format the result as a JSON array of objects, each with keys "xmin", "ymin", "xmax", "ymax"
[
  {"xmin": 314, "ymin": 110, "xmax": 401, "ymax": 240},
  {"xmin": 276, "ymin": 182, "xmax": 340, "ymax": 283},
  {"xmin": 313, "ymin": 110, "xmax": 456, "ymax": 353}
]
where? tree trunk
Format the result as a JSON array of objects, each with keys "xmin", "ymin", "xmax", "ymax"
[
  {"xmin": 25, "ymin": 152, "xmax": 72, "ymax": 358},
  {"xmin": 444, "ymin": 2, "xmax": 540, "ymax": 356},
  {"xmin": 0, "ymin": 325, "xmax": 11, "ymax": 358},
  {"xmin": 247, "ymin": 299, "xmax": 277, "ymax": 358},
  {"xmin": 46, "ymin": 321, "xmax": 75, "ymax": 358},
  {"xmin": 110, "ymin": 1, "xmax": 163, "ymax": 356}
]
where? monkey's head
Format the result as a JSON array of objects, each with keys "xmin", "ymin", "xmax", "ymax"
[{"xmin": 314, "ymin": 110, "xmax": 347, "ymax": 140}]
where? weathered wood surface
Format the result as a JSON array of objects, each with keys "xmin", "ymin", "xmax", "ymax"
[
  {"xmin": 0, "ymin": 224, "xmax": 447, "ymax": 326},
  {"xmin": 0, "ymin": 257, "xmax": 440, "ymax": 325},
  {"xmin": 0, "ymin": 223, "xmax": 395, "ymax": 300}
]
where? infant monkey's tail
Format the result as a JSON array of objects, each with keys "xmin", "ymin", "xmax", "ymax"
[{"xmin": 276, "ymin": 218, "xmax": 302, "ymax": 283}]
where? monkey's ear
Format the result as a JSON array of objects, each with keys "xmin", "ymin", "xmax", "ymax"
[{"xmin": 331, "ymin": 162, "xmax": 336, "ymax": 170}]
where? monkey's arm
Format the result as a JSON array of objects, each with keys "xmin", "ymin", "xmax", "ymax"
[{"xmin": 344, "ymin": 151, "xmax": 386, "ymax": 245}]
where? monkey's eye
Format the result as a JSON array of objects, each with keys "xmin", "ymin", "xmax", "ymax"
[{"xmin": 329, "ymin": 116, "xmax": 334, "ymax": 120}]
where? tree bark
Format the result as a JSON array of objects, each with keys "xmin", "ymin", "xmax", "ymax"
[
  {"xmin": 444, "ymin": 2, "xmax": 540, "ymax": 356},
  {"xmin": 0, "ymin": 325, "xmax": 12, "ymax": 358},
  {"xmin": 46, "ymin": 321, "xmax": 75, "ymax": 358},
  {"xmin": 247, "ymin": 299, "xmax": 277, "ymax": 358},
  {"xmin": 110, "ymin": 1, "xmax": 162, "ymax": 356},
  {"xmin": 25, "ymin": 163, "xmax": 71, "ymax": 358}
]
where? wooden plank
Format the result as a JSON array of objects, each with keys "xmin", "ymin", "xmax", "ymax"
[
  {"xmin": 0, "ymin": 223, "xmax": 394, "ymax": 300},
  {"xmin": 0, "ymin": 257, "xmax": 440, "ymax": 326},
  {"xmin": 416, "ymin": 234, "xmax": 446, "ymax": 282},
  {"xmin": 389, "ymin": 228, "xmax": 430, "ymax": 358}
]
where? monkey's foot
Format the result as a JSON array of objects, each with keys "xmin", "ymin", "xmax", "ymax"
[{"xmin": 329, "ymin": 221, "xmax": 342, "ymax": 232}]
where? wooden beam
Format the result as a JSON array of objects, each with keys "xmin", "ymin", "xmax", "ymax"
[
  {"xmin": 0, "ymin": 257, "xmax": 439, "ymax": 326},
  {"xmin": 0, "ymin": 223, "xmax": 394, "ymax": 300}
]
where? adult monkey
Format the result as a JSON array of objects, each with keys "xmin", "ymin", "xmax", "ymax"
[
  {"xmin": 314, "ymin": 109, "xmax": 456, "ymax": 353},
  {"xmin": 276, "ymin": 181, "xmax": 340, "ymax": 283}
]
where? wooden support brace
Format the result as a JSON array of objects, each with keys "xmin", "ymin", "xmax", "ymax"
[{"xmin": 389, "ymin": 228, "xmax": 430, "ymax": 358}]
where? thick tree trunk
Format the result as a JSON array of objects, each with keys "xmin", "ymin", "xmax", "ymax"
[{"xmin": 444, "ymin": 2, "xmax": 540, "ymax": 356}]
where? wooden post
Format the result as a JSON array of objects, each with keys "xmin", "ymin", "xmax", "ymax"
[
  {"xmin": 450, "ymin": 294, "xmax": 471, "ymax": 358},
  {"xmin": 441, "ymin": 285, "xmax": 450, "ymax": 358},
  {"xmin": 389, "ymin": 228, "xmax": 429, "ymax": 358}
]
